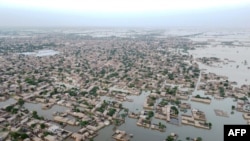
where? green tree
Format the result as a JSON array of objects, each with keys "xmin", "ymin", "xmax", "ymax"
[
  {"xmin": 197, "ymin": 137, "xmax": 202, "ymax": 141},
  {"xmin": 148, "ymin": 111, "xmax": 154, "ymax": 119},
  {"xmin": 18, "ymin": 98, "xmax": 25, "ymax": 107},
  {"xmin": 80, "ymin": 121, "xmax": 89, "ymax": 127},
  {"xmin": 231, "ymin": 105, "xmax": 235, "ymax": 110},
  {"xmin": 121, "ymin": 113, "xmax": 126, "ymax": 119},
  {"xmin": 219, "ymin": 87, "xmax": 225, "ymax": 97},
  {"xmin": 166, "ymin": 135, "xmax": 174, "ymax": 141},
  {"xmin": 168, "ymin": 73, "xmax": 174, "ymax": 80},
  {"xmin": 158, "ymin": 122, "xmax": 166, "ymax": 129},
  {"xmin": 40, "ymin": 123, "xmax": 46, "ymax": 129},
  {"xmin": 171, "ymin": 106, "xmax": 179, "ymax": 115},
  {"xmin": 107, "ymin": 108, "xmax": 116, "ymax": 116},
  {"xmin": 190, "ymin": 82, "xmax": 195, "ymax": 88}
]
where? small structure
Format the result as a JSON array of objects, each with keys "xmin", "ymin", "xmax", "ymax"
[
  {"xmin": 112, "ymin": 130, "xmax": 130, "ymax": 141},
  {"xmin": 214, "ymin": 109, "xmax": 229, "ymax": 117}
]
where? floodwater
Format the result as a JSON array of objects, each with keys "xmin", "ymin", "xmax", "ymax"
[
  {"xmin": 188, "ymin": 46, "xmax": 250, "ymax": 87},
  {"xmin": 23, "ymin": 102, "xmax": 68, "ymax": 120},
  {"xmin": 21, "ymin": 49, "xmax": 59, "ymax": 56},
  {"xmin": 1, "ymin": 94, "xmax": 243, "ymax": 141},
  {"xmin": 0, "ymin": 99, "xmax": 68, "ymax": 121},
  {"xmin": 1, "ymin": 41, "xmax": 249, "ymax": 141},
  {"xmin": 95, "ymin": 45, "xmax": 250, "ymax": 141},
  {"xmin": 0, "ymin": 98, "xmax": 16, "ymax": 108},
  {"xmin": 96, "ymin": 89, "xmax": 246, "ymax": 141}
]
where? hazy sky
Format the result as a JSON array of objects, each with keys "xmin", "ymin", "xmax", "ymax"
[{"xmin": 1, "ymin": 0, "xmax": 250, "ymax": 27}]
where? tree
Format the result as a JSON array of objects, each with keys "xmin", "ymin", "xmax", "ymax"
[
  {"xmin": 166, "ymin": 135, "xmax": 174, "ymax": 141},
  {"xmin": 107, "ymin": 108, "xmax": 116, "ymax": 116},
  {"xmin": 80, "ymin": 121, "xmax": 89, "ymax": 127},
  {"xmin": 10, "ymin": 132, "xmax": 29, "ymax": 140},
  {"xmin": 163, "ymin": 69, "xmax": 168, "ymax": 75},
  {"xmin": 19, "ymin": 85, "xmax": 22, "ymax": 94},
  {"xmin": 121, "ymin": 113, "xmax": 126, "ymax": 119},
  {"xmin": 32, "ymin": 111, "xmax": 39, "ymax": 119},
  {"xmin": 208, "ymin": 122, "xmax": 212, "ymax": 128},
  {"xmin": 18, "ymin": 98, "xmax": 25, "ymax": 107},
  {"xmin": 148, "ymin": 111, "xmax": 154, "ymax": 119},
  {"xmin": 231, "ymin": 105, "xmax": 235, "ymax": 110},
  {"xmin": 197, "ymin": 137, "xmax": 202, "ymax": 141},
  {"xmin": 159, "ymin": 122, "xmax": 166, "ymax": 129},
  {"xmin": 190, "ymin": 81, "xmax": 195, "ymax": 88},
  {"xmin": 40, "ymin": 123, "xmax": 46, "ymax": 129},
  {"xmin": 32, "ymin": 111, "xmax": 44, "ymax": 120},
  {"xmin": 171, "ymin": 106, "xmax": 179, "ymax": 115},
  {"xmin": 5, "ymin": 105, "xmax": 14, "ymax": 112},
  {"xmin": 115, "ymin": 119, "xmax": 120, "ymax": 125},
  {"xmin": 89, "ymin": 86, "xmax": 99, "ymax": 96},
  {"xmin": 219, "ymin": 87, "xmax": 225, "ymax": 97},
  {"xmin": 168, "ymin": 73, "xmax": 174, "ymax": 80}
]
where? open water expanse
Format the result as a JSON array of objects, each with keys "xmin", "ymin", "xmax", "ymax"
[
  {"xmin": 189, "ymin": 46, "xmax": 250, "ymax": 87},
  {"xmin": 21, "ymin": 49, "xmax": 59, "ymax": 56}
]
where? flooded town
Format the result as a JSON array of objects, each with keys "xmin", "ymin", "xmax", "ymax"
[{"xmin": 0, "ymin": 27, "xmax": 250, "ymax": 141}]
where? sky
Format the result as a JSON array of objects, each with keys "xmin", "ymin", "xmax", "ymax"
[{"xmin": 0, "ymin": 0, "xmax": 250, "ymax": 27}]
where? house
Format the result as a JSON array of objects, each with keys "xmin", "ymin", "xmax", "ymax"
[
  {"xmin": 44, "ymin": 135, "xmax": 58, "ymax": 141},
  {"xmin": 48, "ymin": 125, "xmax": 60, "ymax": 133}
]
